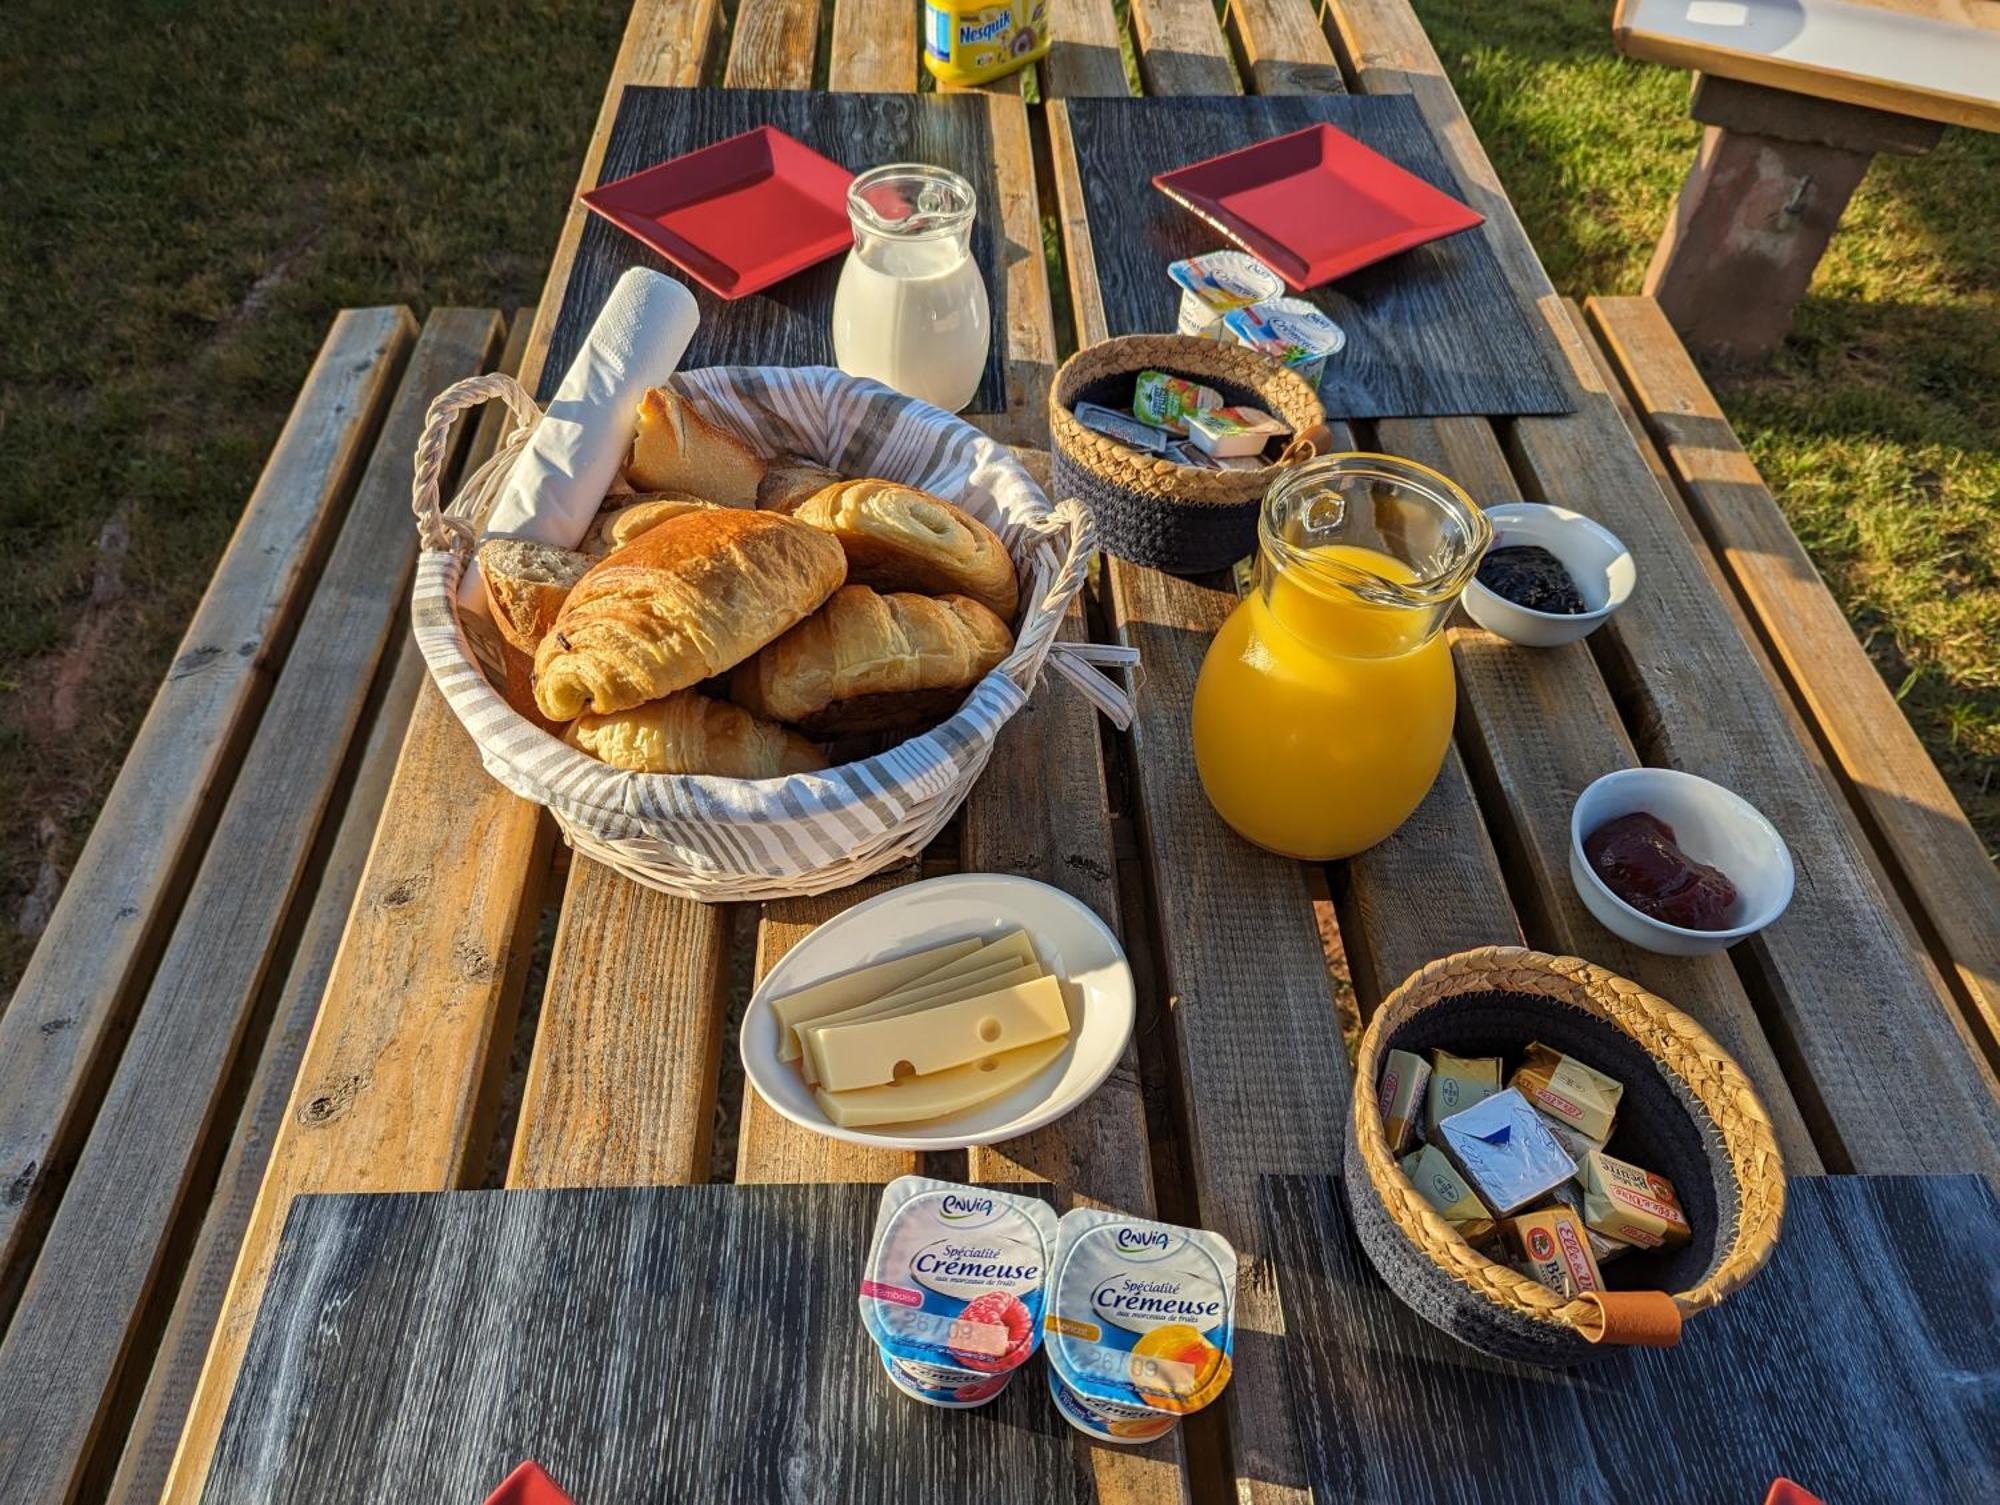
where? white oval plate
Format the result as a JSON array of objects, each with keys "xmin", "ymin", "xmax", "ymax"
[{"xmin": 740, "ymin": 873, "xmax": 1135, "ymax": 1152}]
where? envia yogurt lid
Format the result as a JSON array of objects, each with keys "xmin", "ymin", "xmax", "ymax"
[
  {"xmin": 1044, "ymin": 1208, "xmax": 1239, "ymax": 1417},
  {"xmin": 860, "ymin": 1176, "xmax": 1059, "ymax": 1376},
  {"xmin": 1223, "ymin": 297, "xmax": 1347, "ymax": 362},
  {"xmin": 1168, "ymin": 251, "xmax": 1284, "ymax": 314}
]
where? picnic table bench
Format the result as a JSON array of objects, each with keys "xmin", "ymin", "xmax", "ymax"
[
  {"xmin": 1613, "ymin": 0, "xmax": 2000, "ymax": 358},
  {"xmin": 0, "ymin": 1, "xmax": 1994, "ymax": 1501}
]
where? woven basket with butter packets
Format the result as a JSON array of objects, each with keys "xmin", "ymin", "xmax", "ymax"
[{"xmin": 1347, "ymin": 946, "xmax": 1786, "ymax": 1366}]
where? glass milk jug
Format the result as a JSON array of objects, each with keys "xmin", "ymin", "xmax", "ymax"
[
  {"xmin": 832, "ymin": 163, "xmax": 991, "ymax": 412},
  {"xmin": 1190, "ymin": 454, "xmax": 1490, "ymax": 860}
]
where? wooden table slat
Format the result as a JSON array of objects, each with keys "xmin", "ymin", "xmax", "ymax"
[
  {"xmin": 828, "ymin": 0, "xmax": 921, "ymax": 92},
  {"xmin": 1225, "ymin": 0, "xmax": 1348, "ymax": 94},
  {"xmin": 723, "ymin": 0, "xmax": 821, "ymax": 89},
  {"xmin": 1045, "ymin": 0, "xmax": 1134, "ymax": 97},
  {"xmin": 1130, "ymin": 0, "xmax": 1241, "ymax": 94}
]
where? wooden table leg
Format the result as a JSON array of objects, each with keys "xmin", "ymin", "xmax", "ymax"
[{"xmin": 1642, "ymin": 74, "xmax": 1942, "ymax": 362}]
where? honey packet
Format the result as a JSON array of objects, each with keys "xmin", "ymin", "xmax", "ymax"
[
  {"xmin": 1578, "ymin": 1151, "xmax": 1692, "ymax": 1249},
  {"xmin": 1500, "ymin": 1205, "xmax": 1604, "ymax": 1298},
  {"xmin": 1510, "ymin": 1043, "xmax": 1623, "ymax": 1145},
  {"xmin": 1435, "ymin": 1088, "xmax": 1576, "ymax": 1216},
  {"xmin": 1425, "ymin": 1050, "xmax": 1502, "ymax": 1137},
  {"xmin": 1378, "ymin": 1049, "xmax": 1431, "ymax": 1156}
]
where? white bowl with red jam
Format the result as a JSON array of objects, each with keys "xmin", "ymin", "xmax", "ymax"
[
  {"xmin": 1570, "ymin": 768, "xmax": 1794, "ymax": 955},
  {"xmin": 1462, "ymin": 502, "xmax": 1635, "ymax": 647}
]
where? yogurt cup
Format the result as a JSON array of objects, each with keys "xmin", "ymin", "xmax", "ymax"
[
  {"xmin": 1223, "ymin": 297, "xmax": 1346, "ymax": 387},
  {"xmin": 1168, "ymin": 252, "xmax": 1285, "ymax": 340},
  {"xmin": 1043, "ymin": 1208, "xmax": 1239, "ymax": 1443},
  {"xmin": 859, "ymin": 1176, "xmax": 1059, "ymax": 1407}
]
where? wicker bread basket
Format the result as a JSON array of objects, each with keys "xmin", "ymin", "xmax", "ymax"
[
  {"xmin": 1348, "ymin": 946, "xmax": 1786, "ymax": 1365},
  {"xmin": 407, "ymin": 366, "xmax": 1137, "ymax": 903},
  {"xmin": 1049, "ymin": 334, "xmax": 1328, "ymax": 574}
]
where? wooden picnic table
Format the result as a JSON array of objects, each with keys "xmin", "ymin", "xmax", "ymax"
[{"xmin": 98, "ymin": 1, "xmax": 1997, "ymax": 1501}]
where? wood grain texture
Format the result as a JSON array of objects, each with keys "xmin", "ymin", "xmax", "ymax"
[
  {"xmin": 1319, "ymin": 0, "xmax": 2000, "ymax": 1175},
  {"xmin": 202, "ymin": 1185, "xmax": 1088, "ymax": 1504},
  {"xmin": 829, "ymin": 0, "xmax": 920, "ymax": 91},
  {"xmin": 723, "ymin": 0, "xmax": 820, "ymax": 88},
  {"xmin": 0, "ymin": 311, "xmax": 501, "ymax": 1505},
  {"xmin": 1225, "ymin": 0, "xmax": 1348, "ymax": 95},
  {"xmin": 1588, "ymin": 294, "xmax": 2000, "ymax": 1071},
  {"xmin": 507, "ymin": 858, "xmax": 727, "ymax": 1191},
  {"xmin": 1374, "ymin": 413, "xmax": 1823, "ymax": 1173},
  {"xmin": 977, "ymin": 94, "xmax": 1060, "ymax": 448},
  {"xmin": 547, "ymin": 88, "xmax": 1009, "ymax": 415},
  {"xmin": 1265, "ymin": 1173, "xmax": 2000, "ymax": 1502},
  {"xmin": 1129, "ymin": 0, "xmax": 1240, "ymax": 94},
  {"xmin": 1061, "ymin": 94, "xmax": 1573, "ymax": 421},
  {"xmin": 0, "ymin": 306, "xmax": 413, "ymax": 1322},
  {"xmin": 1044, "ymin": 0, "xmax": 1132, "ymax": 96},
  {"xmin": 736, "ymin": 877, "xmax": 923, "ymax": 1186}
]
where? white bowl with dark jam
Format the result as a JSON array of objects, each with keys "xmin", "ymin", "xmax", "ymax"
[
  {"xmin": 1570, "ymin": 768, "xmax": 1794, "ymax": 956},
  {"xmin": 1462, "ymin": 502, "xmax": 1634, "ymax": 647}
]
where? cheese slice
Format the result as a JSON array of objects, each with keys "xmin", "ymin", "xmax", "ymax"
[
  {"xmin": 815, "ymin": 1036, "xmax": 1068, "ymax": 1128},
  {"xmin": 798, "ymin": 960, "xmax": 1044, "ymax": 1085},
  {"xmin": 811, "ymin": 974, "xmax": 1070, "ymax": 1091},
  {"xmin": 867, "ymin": 930, "xmax": 1037, "ymax": 1009},
  {"xmin": 769, "ymin": 936, "xmax": 982, "ymax": 1062}
]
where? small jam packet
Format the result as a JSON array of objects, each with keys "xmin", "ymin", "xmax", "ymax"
[
  {"xmin": 1511, "ymin": 1043, "xmax": 1623, "ymax": 1145},
  {"xmin": 1378, "ymin": 1048, "xmax": 1431, "ymax": 1155},
  {"xmin": 1168, "ymin": 250, "xmax": 1284, "ymax": 339},
  {"xmin": 1222, "ymin": 297, "xmax": 1346, "ymax": 385},
  {"xmin": 1578, "ymin": 1150, "xmax": 1692, "ymax": 1249},
  {"xmin": 1133, "ymin": 369, "xmax": 1223, "ymax": 435},
  {"xmin": 1072, "ymin": 401, "xmax": 1170, "ymax": 454},
  {"xmin": 1436, "ymin": 1087, "xmax": 1577, "ymax": 1215},
  {"xmin": 1425, "ymin": 1050, "xmax": 1503, "ymax": 1137},
  {"xmin": 1500, "ymin": 1205, "xmax": 1605, "ymax": 1298},
  {"xmin": 1184, "ymin": 405, "xmax": 1290, "ymax": 459}
]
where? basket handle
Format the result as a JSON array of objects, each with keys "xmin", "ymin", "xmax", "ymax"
[
  {"xmin": 1001, "ymin": 499, "xmax": 1138, "ymax": 730},
  {"xmin": 411, "ymin": 371, "xmax": 544, "ymax": 555}
]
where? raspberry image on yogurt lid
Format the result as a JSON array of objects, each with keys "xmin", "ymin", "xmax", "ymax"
[{"xmin": 859, "ymin": 1176, "xmax": 1059, "ymax": 1379}]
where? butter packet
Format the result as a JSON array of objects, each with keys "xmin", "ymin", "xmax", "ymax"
[
  {"xmin": 1399, "ymin": 1143, "xmax": 1496, "ymax": 1247},
  {"xmin": 1378, "ymin": 1049, "xmax": 1431, "ymax": 1155},
  {"xmin": 1500, "ymin": 1205, "xmax": 1604, "ymax": 1298},
  {"xmin": 1168, "ymin": 251, "xmax": 1284, "ymax": 339},
  {"xmin": 1133, "ymin": 369, "xmax": 1223, "ymax": 435},
  {"xmin": 1425, "ymin": 1050, "xmax": 1503, "ymax": 1138},
  {"xmin": 1534, "ymin": 1110, "xmax": 1607, "ymax": 1165},
  {"xmin": 1072, "ymin": 401, "xmax": 1170, "ymax": 454},
  {"xmin": 1578, "ymin": 1151, "xmax": 1692, "ymax": 1249},
  {"xmin": 1436, "ymin": 1087, "xmax": 1576, "ymax": 1216},
  {"xmin": 1166, "ymin": 439, "xmax": 1261, "ymax": 473},
  {"xmin": 1184, "ymin": 405, "xmax": 1290, "ymax": 459},
  {"xmin": 1222, "ymin": 297, "xmax": 1346, "ymax": 386},
  {"xmin": 1546, "ymin": 1178, "xmax": 1632, "ymax": 1265},
  {"xmin": 1511, "ymin": 1043, "xmax": 1623, "ymax": 1145}
]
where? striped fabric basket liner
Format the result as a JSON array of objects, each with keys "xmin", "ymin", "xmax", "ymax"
[{"xmin": 408, "ymin": 365, "xmax": 1137, "ymax": 902}]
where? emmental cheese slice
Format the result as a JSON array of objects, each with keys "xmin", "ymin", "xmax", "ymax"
[
  {"xmin": 769, "ymin": 936, "xmax": 982, "ymax": 1062},
  {"xmin": 815, "ymin": 1036, "xmax": 1068, "ymax": 1128},
  {"xmin": 798, "ymin": 960, "xmax": 1044, "ymax": 1085},
  {"xmin": 812, "ymin": 974, "xmax": 1070, "ymax": 1091},
  {"xmin": 865, "ymin": 930, "xmax": 1037, "ymax": 1009}
]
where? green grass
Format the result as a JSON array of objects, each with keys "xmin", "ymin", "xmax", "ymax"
[
  {"xmin": 0, "ymin": 0, "xmax": 1993, "ymax": 999},
  {"xmin": 1415, "ymin": 0, "xmax": 2000, "ymax": 855}
]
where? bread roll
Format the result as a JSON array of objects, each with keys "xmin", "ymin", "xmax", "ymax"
[
  {"xmin": 629, "ymin": 387, "xmax": 766, "ymax": 502},
  {"xmin": 757, "ymin": 457, "xmax": 844, "ymax": 515},
  {"xmin": 731, "ymin": 585, "xmax": 1013, "ymax": 737},
  {"xmin": 792, "ymin": 479, "xmax": 1018, "ymax": 620},
  {"xmin": 479, "ymin": 538, "xmax": 593, "ymax": 654},
  {"xmin": 583, "ymin": 492, "xmax": 711, "ymax": 556},
  {"xmin": 568, "ymin": 690, "xmax": 826, "ymax": 778},
  {"xmin": 534, "ymin": 508, "xmax": 845, "ymax": 721}
]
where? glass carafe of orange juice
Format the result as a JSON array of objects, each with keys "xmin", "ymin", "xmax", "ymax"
[{"xmin": 1191, "ymin": 454, "xmax": 1490, "ymax": 860}]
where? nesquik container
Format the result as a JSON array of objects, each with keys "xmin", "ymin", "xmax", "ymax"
[
  {"xmin": 859, "ymin": 1176, "xmax": 1059, "ymax": 1408},
  {"xmin": 1042, "ymin": 1208, "xmax": 1239, "ymax": 1444}
]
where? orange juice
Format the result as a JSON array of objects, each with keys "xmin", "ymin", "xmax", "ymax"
[{"xmin": 1193, "ymin": 543, "xmax": 1456, "ymax": 860}]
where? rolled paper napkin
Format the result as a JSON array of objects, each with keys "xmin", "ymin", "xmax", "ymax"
[{"xmin": 459, "ymin": 265, "xmax": 701, "ymax": 617}]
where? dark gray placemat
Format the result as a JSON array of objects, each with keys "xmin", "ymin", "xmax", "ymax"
[
  {"xmin": 1064, "ymin": 94, "xmax": 1575, "ymax": 421},
  {"xmin": 1261, "ymin": 1173, "xmax": 1999, "ymax": 1504},
  {"xmin": 545, "ymin": 88, "xmax": 1008, "ymax": 415},
  {"xmin": 202, "ymin": 1184, "xmax": 1084, "ymax": 1504}
]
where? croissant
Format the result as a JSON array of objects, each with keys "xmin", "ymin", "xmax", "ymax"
[
  {"xmin": 567, "ymin": 690, "xmax": 826, "ymax": 778},
  {"xmin": 533, "ymin": 507, "xmax": 846, "ymax": 721},
  {"xmin": 792, "ymin": 478, "xmax": 1019, "ymax": 620},
  {"xmin": 730, "ymin": 585, "xmax": 1013, "ymax": 737}
]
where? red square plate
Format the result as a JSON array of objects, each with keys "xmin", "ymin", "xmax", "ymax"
[
  {"xmin": 580, "ymin": 125, "xmax": 855, "ymax": 300},
  {"xmin": 482, "ymin": 1460, "xmax": 573, "ymax": 1505},
  {"xmin": 1153, "ymin": 124, "xmax": 1484, "ymax": 292}
]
